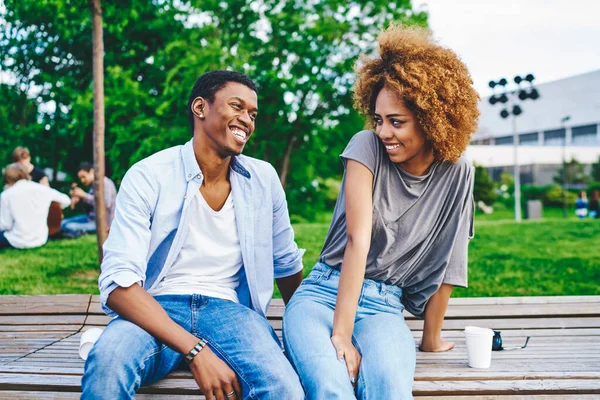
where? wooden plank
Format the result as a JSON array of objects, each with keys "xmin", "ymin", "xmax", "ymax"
[
  {"xmin": 0, "ymin": 300, "xmax": 90, "ymax": 316},
  {"xmin": 0, "ymin": 325, "xmax": 82, "ymax": 332},
  {"xmin": 0, "ymin": 316, "xmax": 85, "ymax": 326},
  {"xmin": 0, "ymin": 391, "xmax": 208, "ymax": 399},
  {"xmin": 412, "ymin": 379, "xmax": 600, "ymax": 396},
  {"xmin": 0, "ymin": 295, "xmax": 91, "ymax": 305},
  {"xmin": 416, "ymin": 396, "xmax": 600, "ymax": 399},
  {"xmin": 3, "ymin": 374, "xmax": 597, "ymax": 395}
]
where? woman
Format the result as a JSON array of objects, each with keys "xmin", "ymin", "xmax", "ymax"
[
  {"xmin": 283, "ymin": 25, "xmax": 479, "ymax": 399},
  {"xmin": 589, "ymin": 190, "xmax": 599, "ymax": 218}
]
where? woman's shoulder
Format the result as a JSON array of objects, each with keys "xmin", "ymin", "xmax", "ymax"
[
  {"xmin": 437, "ymin": 156, "xmax": 474, "ymax": 182},
  {"xmin": 348, "ymin": 129, "xmax": 378, "ymax": 146}
]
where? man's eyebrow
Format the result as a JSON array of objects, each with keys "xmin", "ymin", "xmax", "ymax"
[{"xmin": 230, "ymin": 96, "xmax": 258, "ymax": 112}]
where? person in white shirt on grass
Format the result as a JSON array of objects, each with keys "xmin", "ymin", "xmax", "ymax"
[{"xmin": 0, "ymin": 163, "xmax": 70, "ymax": 250}]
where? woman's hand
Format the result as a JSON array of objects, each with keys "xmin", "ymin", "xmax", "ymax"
[{"xmin": 331, "ymin": 334, "xmax": 361, "ymax": 387}]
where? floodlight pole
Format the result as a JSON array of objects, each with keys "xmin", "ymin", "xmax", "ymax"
[
  {"xmin": 561, "ymin": 116, "xmax": 571, "ymax": 219},
  {"xmin": 488, "ymin": 74, "xmax": 539, "ymax": 222},
  {"xmin": 512, "ymin": 98, "xmax": 521, "ymax": 222}
]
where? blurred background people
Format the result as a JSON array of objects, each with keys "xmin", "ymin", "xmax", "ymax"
[
  {"xmin": 588, "ymin": 190, "xmax": 599, "ymax": 219},
  {"xmin": 0, "ymin": 163, "xmax": 70, "ymax": 249},
  {"xmin": 575, "ymin": 191, "xmax": 589, "ymax": 219},
  {"xmin": 12, "ymin": 147, "xmax": 49, "ymax": 187},
  {"xmin": 61, "ymin": 162, "xmax": 116, "ymax": 238}
]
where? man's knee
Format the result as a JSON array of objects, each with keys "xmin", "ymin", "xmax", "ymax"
[{"xmin": 81, "ymin": 320, "xmax": 154, "ymax": 398}]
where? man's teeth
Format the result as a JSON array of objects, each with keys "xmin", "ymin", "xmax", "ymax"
[
  {"xmin": 231, "ymin": 128, "xmax": 246, "ymax": 140},
  {"xmin": 386, "ymin": 144, "xmax": 401, "ymax": 150}
]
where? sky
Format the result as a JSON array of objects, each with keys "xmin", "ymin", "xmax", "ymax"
[{"xmin": 413, "ymin": 0, "xmax": 600, "ymax": 96}]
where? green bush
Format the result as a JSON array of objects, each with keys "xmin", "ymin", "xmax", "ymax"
[{"xmin": 543, "ymin": 185, "xmax": 577, "ymax": 207}]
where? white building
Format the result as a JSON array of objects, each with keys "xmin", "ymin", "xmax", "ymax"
[{"xmin": 468, "ymin": 69, "xmax": 600, "ymax": 184}]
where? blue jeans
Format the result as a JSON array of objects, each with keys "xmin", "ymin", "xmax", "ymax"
[
  {"xmin": 81, "ymin": 295, "xmax": 303, "ymax": 399},
  {"xmin": 0, "ymin": 231, "xmax": 14, "ymax": 250},
  {"xmin": 61, "ymin": 214, "xmax": 96, "ymax": 237},
  {"xmin": 283, "ymin": 263, "xmax": 416, "ymax": 400}
]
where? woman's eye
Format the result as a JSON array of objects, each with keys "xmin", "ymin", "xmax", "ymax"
[
  {"xmin": 392, "ymin": 119, "xmax": 405, "ymax": 126},
  {"xmin": 373, "ymin": 118, "xmax": 383, "ymax": 125},
  {"xmin": 232, "ymin": 103, "xmax": 242, "ymax": 109}
]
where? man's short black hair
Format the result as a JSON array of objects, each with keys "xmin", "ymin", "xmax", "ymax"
[
  {"xmin": 187, "ymin": 70, "xmax": 258, "ymax": 134},
  {"xmin": 77, "ymin": 162, "xmax": 94, "ymax": 173}
]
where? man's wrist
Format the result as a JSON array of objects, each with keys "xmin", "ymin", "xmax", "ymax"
[{"xmin": 184, "ymin": 338, "xmax": 208, "ymax": 364}]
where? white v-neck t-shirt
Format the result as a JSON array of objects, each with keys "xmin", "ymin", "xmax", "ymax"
[{"xmin": 149, "ymin": 191, "xmax": 242, "ymax": 302}]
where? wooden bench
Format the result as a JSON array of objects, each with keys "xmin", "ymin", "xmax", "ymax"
[{"xmin": 0, "ymin": 295, "xmax": 599, "ymax": 399}]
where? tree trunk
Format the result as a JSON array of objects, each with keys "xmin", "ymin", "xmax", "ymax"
[
  {"xmin": 279, "ymin": 134, "xmax": 296, "ymax": 189},
  {"xmin": 91, "ymin": 0, "xmax": 107, "ymax": 264}
]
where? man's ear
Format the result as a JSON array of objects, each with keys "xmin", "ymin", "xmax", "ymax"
[{"xmin": 191, "ymin": 97, "xmax": 206, "ymax": 119}]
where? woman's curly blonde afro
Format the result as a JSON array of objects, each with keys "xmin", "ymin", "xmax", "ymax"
[{"xmin": 353, "ymin": 25, "xmax": 480, "ymax": 162}]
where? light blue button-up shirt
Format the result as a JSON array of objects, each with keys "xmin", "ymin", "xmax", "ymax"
[{"xmin": 99, "ymin": 139, "xmax": 304, "ymax": 317}]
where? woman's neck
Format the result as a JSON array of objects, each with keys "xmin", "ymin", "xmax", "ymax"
[{"xmin": 399, "ymin": 149, "xmax": 436, "ymax": 176}]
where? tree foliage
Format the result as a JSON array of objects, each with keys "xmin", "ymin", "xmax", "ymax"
[
  {"xmin": 553, "ymin": 158, "xmax": 589, "ymax": 186},
  {"xmin": 1, "ymin": 0, "xmax": 427, "ymax": 218},
  {"xmin": 473, "ymin": 165, "xmax": 496, "ymax": 205}
]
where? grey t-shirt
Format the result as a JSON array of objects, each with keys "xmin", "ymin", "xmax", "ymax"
[{"xmin": 319, "ymin": 130, "xmax": 474, "ymax": 317}]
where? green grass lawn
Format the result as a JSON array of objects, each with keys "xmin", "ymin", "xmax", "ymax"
[{"xmin": 1, "ymin": 216, "xmax": 599, "ymax": 297}]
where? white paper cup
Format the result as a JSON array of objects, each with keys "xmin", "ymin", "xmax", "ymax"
[
  {"xmin": 79, "ymin": 328, "xmax": 104, "ymax": 360},
  {"xmin": 464, "ymin": 326, "xmax": 494, "ymax": 368}
]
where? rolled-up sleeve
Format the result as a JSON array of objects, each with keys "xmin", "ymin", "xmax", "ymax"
[
  {"xmin": 99, "ymin": 163, "xmax": 156, "ymax": 316},
  {"xmin": 270, "ymin": 166, "xmax": 305, "ymax": 279}
]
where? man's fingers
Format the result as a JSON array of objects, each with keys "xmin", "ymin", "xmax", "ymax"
[
  {"xmin": 222, "ymin": 383, "xmax": 236, "ymax": 400},
  {"xmin": 204, "ymin": 390, "xmax": 215, "ymax": 400},
  {"xmin": 232, "ymin": 378, "xmax": 242, "ymax": 398},
  {"xmin": 214, "ymin": 387, "xmax": 225, "ymax": 400}
]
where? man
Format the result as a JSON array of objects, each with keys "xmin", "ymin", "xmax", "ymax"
[
  {"xmin": 0, "ymin": 163, "xmax": 70, "ymax": 249},
  {"xmin": 61, "ymin": 162, "xmax": 117, "ymax": 238},
  {"xmin": 81, "ymin": 71, "xmax": 305, "ymax": 399},
  {"xmin": 12, "ymin": 146, "xmax": 49, "ymax": 186}
]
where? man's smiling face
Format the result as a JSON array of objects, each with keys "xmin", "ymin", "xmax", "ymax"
[{"xmin": 199, "ymin": 82, "xmax": 258, "ymax": 158}]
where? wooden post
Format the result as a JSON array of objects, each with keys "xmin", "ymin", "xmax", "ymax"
[{"xmin": 91, "ymin": 0, "xmax": 107, "ymax": 264}]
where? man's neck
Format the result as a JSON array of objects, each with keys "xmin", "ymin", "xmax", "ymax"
[{"xmin": 193, "ymin": 136, "xmax": 231, "ymax": 185}]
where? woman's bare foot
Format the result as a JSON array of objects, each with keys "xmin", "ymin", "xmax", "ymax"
[{"xmin": 419, "ymin": 337, "xmax": 455, "ymax": 352}]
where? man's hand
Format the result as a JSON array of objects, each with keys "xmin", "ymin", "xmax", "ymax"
[
  {"xmin": 70, "ymin": 196, "xmax": 80, "ymax": 210},
  {"xmin": 189, "ymin": 346, "xmax": 242, "ymax": 400},
  {"xmin": 70, "ymin": 186, "xmax": 87, "ymax": 199},
  {"xmin": 331, "ymin": 334, "xmax": 361, "ymax": 388}
]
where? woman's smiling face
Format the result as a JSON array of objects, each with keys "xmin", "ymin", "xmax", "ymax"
[{"xmin": 373, "ymin": 86, "xmax": 433, "ymax": 173}]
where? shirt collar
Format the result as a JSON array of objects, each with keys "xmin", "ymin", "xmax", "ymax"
[{"xmin": 182, "ymin": 138, "xmax": 251, "ymax": 182}]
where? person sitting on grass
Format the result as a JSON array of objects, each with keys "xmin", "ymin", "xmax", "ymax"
[
  {"xmin": 81, "ymin": 70, "xmax": 304, "ymax": 400},
  {"xmin": 283, "ymin": 25, "xmax": 479, "ymax": 399},
  {"xmin": 0, "ymin": 163, "xmax": 70, "ymax": 250},
  {"xmin": 60, "ymin": 162, "xmax": 117, "ymax": 238},
  {"xmin": 575, "ymin": 191, "xmax": 589, "ymax": 219},
  {"xmin": 12, "ymin": 146, "xmax": 49, "ymax": 186}
]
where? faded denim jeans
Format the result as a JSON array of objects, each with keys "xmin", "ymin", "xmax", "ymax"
[
  {"xmin": 81, "ymin": 294, "xmax": 303, "ymax": 399},
  {"xmin": 283, "ymin": 263, "xmax": 416, "ymax": 399}
]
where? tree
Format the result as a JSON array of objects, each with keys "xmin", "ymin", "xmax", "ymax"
[
  {"xmin": 0, "ymin": 83, "xmax": 41, "ymax": 167},
  {"xmin": 591, "ymin": 156, "xmax": 600, "ymax": 182},
  {"xmin": 473, "ymin": 165, "xmax": 496, "ymax": 205},
  {"xmin": 553, "ymin": 158, "xmax": 589, "ymax": 186},
  {"xmin": 90, "ymin": 0, "xmax": 107, "ymax": 259},
  {"xmin": 2, "ymin": 0, "xmax": 428, "ymax": 220}
]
